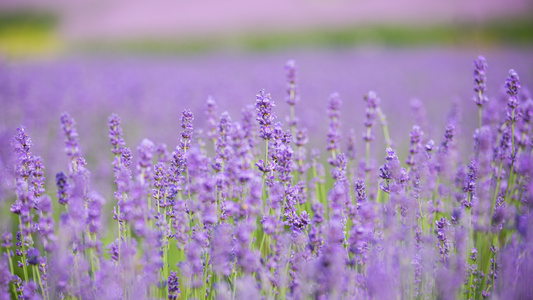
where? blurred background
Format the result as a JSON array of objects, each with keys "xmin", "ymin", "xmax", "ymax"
[
  {"xmin": 1, "ymin": 0, "xmax": 533, "ymax": 200},
  {"xmin": 0, "ymin": 0, "xmax": 532, "ymax": 57}
]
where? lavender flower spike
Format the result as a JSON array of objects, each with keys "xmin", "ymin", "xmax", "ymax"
[
  {"xmin": 327, "ymin": 93, "xmax": 342, "ymax": 159},
  {"xmin": 285, "ymin": 59, "xmax": 299, "ymax": 106},
  {"xmin": 506, "ymin": 69, "xmax": 521, "ymax": 98},
  {"xmin": 256, "ymin": 89, "xmax": 276, "ymax": 141},
  {"xmin": 473, "ymin": 56, "xmax": 488, "ymax": 107},
  {"xmin": 60, "ymin": 112, "xmax": 81, "ymax": 160},
  {"xmin": 180, "ymin": 109, "xmax": 194, "ymax": 152},
  {"xmin": 108, "ymin": 113, "xmax": 125, "ymax": 155}
]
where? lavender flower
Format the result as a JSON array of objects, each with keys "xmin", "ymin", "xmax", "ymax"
[
  {"xmin": 206, "ymin": 96, "xmax": 218, "ymax": 141},
  {"xmin": 136, "ymin": 138, "xmax": 155, "ymax": 186},
  {"xmin": 506, "ymin": 69, "xmax": 521, "ymax": 99},
  {"xmin": 56, "ymin": 172, "xmax": 69, "ymax": 205},
  {"xmin": 255, "ymin": 89, "xmax": 276, "ymax": 140},
  {"xmin": 285, "ymin": 59, "xmax": 299, "ymax": 106},
  {"xmin": 363, "ymin": 91, "xmax": 380, "ymax": 142},
  {"xmin": 60, "ymin": 112, "xmax": 81, "ymax": 160},
  {"xmin": 435, "ymin": 217, "xmax": 451, "ymax": 263},
  {"xmin": 2, "ymin": 57, "xmax": 532, "ymax": 300},
  {"xmin": 326, "ymin": 93, "xmax": 342, "ymax": 160},
  {"xmin": 108, "ymin": 113, "xmax": 125, "ymax": 155},
  {"xmin": 406, "ymin": 125, "xmax": 423, "ymax": 167},
  {"xmin": 168, "ymin": 271, "xmax": 181, "ymax": 299},
  {"xmin": 12, "ymin": 126, "xmax": 33, "ymax": 179},
  {"xmin": 473, "ymin": 56, "xmax": 489, "ymax": 107},
  {"xmin": 180, "ymin": 109, "xmax": 194, "ymax": 152}
]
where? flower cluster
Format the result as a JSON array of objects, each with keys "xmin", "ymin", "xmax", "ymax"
[{"xmin": 1, "ymin": 58, "xmax": 532, "ymax": 300}]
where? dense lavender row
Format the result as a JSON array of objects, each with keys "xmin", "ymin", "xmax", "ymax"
[
  {"xmin": 2, "ymin": 49, "xmax": 533, "ymax": 198},
  {"xmin": 1, "ymin": 56, "xmax": 533, "ymax": 299}
]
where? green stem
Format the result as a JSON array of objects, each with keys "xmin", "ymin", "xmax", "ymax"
[
  {"xmin": 377, "ymin": 108, "xmax": 391, "ymax": 148},
  {"xmin": 432, "ymin": 176, "xmax": 440, "ymax": 230},
  {"xmin": 290, "ymin": 105, "xmax": 296, "ymax": 138},
  {"xmin": 18, "ymin": 216, "xmax": 29, "ymax": 282},
  {"xmin": 505, "ymin": 109, "xmax": 516, "ymax": 199},
  {"xmin": 365, "ymin": 136, "xmax": 370, "ymax": 188},
  {"xmin": 7, "ymin": 249, "xmax": 17, "ymax": 296},
  {"xmin": 478, "ymin": 104, "xmax": 482, "ymax": 133},
  {"xmin": 259, "ymin": 232, "xmax": 267, "ymax": 255},
  {"xmin": 34, "ymin": 265, "xmax": 46, "ymax": 300},
  {"xmin": 491, "ymin": 162, "xmax": 504, "ymax": 219},
  {"xmin": 261, "ymin": 140, "xmax": 269, "ymax": 212},
  {"xmin": 232, "ymin": 270, "xmax": 238, "ymax": 300}
]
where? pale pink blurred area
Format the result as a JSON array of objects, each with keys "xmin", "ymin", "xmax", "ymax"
[{"xmin": 1, "ymin": 0, "xmax": 532, "ymax": 41}]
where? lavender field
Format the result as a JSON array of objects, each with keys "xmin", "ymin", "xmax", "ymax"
[{"xmin": 1, "ymin": 48, "xmax": 533, "ymax": 299}]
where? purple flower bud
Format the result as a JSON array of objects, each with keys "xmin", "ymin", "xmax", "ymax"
[
  {"xmin": 406, "ymin": 125, "xmax": 423, "ymax": 167},
  {"xmin": 206, "ymin": 96, "xmax": 218, "ymax": 140},
  {"xmin": 108, "ymin": 113, "xmax": 125, "ymax": 155},
  {"xmin": 1, "ymin": 232, "xmax": 12, "ymax": 248},
  {"xmin": 26, "ymin": 247, "xmax": 40, "ymax": 265},
  {"xmin": 180, "ymin": 109, "xmax": 194, "ymax": 152},
  {"xmin": 363, "ymin": 91, "xmax": 380, "ymax": 142},
  {"xmin": 56, "ymin": 171, "xmax": 69, "ymax": 205},
  {"xmin": 285, "ymin": 59, "xmax": 299, "ymax": 106},
  {"xmin": 473, "ymin": 56, "xmax": 489, "ymax": 107},
  {"xmin": 506, "ymin": 69, "xmax": 521, "ymax": 97},
  {"xmin": 469, "ymin": 247, "xmax": 478, "ymax": 261},
  {"xmin": 327, "ymin": 93, "xmax": 342, "ymax": 154},
  {"xmin": 60, "ymin": 112, "xmax": 81, "ymax": 159},
  {"xmin": 168, "ymin": 271, "xmax": 181, "ymax": 299},
  {"xmin": 255, "ymin": 89, "xmax": 276, "ymax": 140}
]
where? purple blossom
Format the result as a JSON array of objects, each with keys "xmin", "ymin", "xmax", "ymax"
[
  {"xmin": 326, "ymin": 93, "xmax": 342, "ymax": 156},
  {"xmin": 206, "ymin": 96, "xmax": 218, "ymax": 141},
  {"xmin": 26, "ymin": 247, "xmax": 40, "ymax": 266},
  {"xmin": 255, "ymin": 89, "xmax": 276, "ymax": 140},
  {"xmin": 285, "ymin": 59, "xmax": 299, "ymax": 106},
  {"xmin": 60, "ymin": 112, "xmax": 81, "ymax": 160},
  {"xmin": 506, "ymin": 69, "xmax": 521, "ymax": 98},
  {"xmin": 108, "ymin": 113, "xmax": 125, "ymax": 155},
  {"xmin": 406, "ymin": 125, "xmax": 423, "ymax": 167},
  {"xmin": 473, "ymin": 56, "xmax": 489, "ymax": 107},
  {"xmin": 56, "ymin": 171, "xmax": 69, "ymax": 205},
  {"xmin": 167, "ymin": 271, "xmax": 181, "ymax": 299},
  {"xmin": 363, "ymin": 91, "xmax": 380, "ymax": 142}
]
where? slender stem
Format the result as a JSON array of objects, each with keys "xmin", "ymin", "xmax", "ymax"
[
  {"xmin": 432, "ymin": 176, "xmax": 440, "ymax": 230},
  {"xmin": 491, "ymin": 162, "xmax": 504, "ymax": 219},
  {"xmin": 18, "ymin": 216, "xmax": 29, "ymax": 282},
  {"xmin": 34, "ymin": 265, "xmax": 46, "ymax": 300},
  {"xmin": 7, "ymin": 249, "xmax": 17, "ymax": 296},
  {"xmin": 261, "ymin": 139, "xmax": 269, "ymax": 213},
  {"xmin": 377, "ymin": 108, "xmax": 391, "ymax": 148},
  {"xmin": 366, "ymin": 135, "xmax": 370, "ymax": 188},
  {"xmin": 478, "ymin": 90, "xmax": 483, "ymax": 132},
  {"xmin": 232, "ymin": 270, "xmax": 238, "ymax": 299},
  {"xmin": 505, "ymin": 109, "xmax": 516, "ymax": 200},
  {"xmin": 290, "ymin": 105, "xmax": 296, "ymax": 138}
]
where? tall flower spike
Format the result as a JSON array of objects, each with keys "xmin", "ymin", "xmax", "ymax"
[
  {"xmin": 56, "ymin": 171, "xmax": 69, "ymax": 205},
  {"xmin": 327, "ymin": 93, "xmax": 342, "ymax": 159},
  {"xmin": 108, "ymin": 113, "xmax": 125, "ymax": 155},
  {"xmin": 506, "ymin": 69, "xmax": 521, "ymax": 98},
  {"xmin": 473, "ymin": 56, "xmax": 489, "ymax": 107},
  {"xmin": 285, "ymin": 59, "xmax": 299, "ymax": 106},
  {"xmin": 205, "ymin": 96, "xmax": 218, "ymax": 141},
  {"xmin": 255, "ymin": 89, "xmax": 276, "ymax": 140},
  {"xmin": 60, "ymin": 112, "xmax": 81, "ymax": 160},
  {"xmin": 406, "ymin": 125, "xmax": 423, "ymax": 167},
  {"xmin": 180, "ymin": 109, "xmax": 194, "ymax": 152},
  {"xmin": 12, "ymin": 127, "xmax": 33, "ymax": 180},
  {"xmin": 363, "ymin": 91, "xmax": 380, "ymax": 142},
  {"xmin": 137, "ymin": 139, "xmax": 155, "ymax": 186}
]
